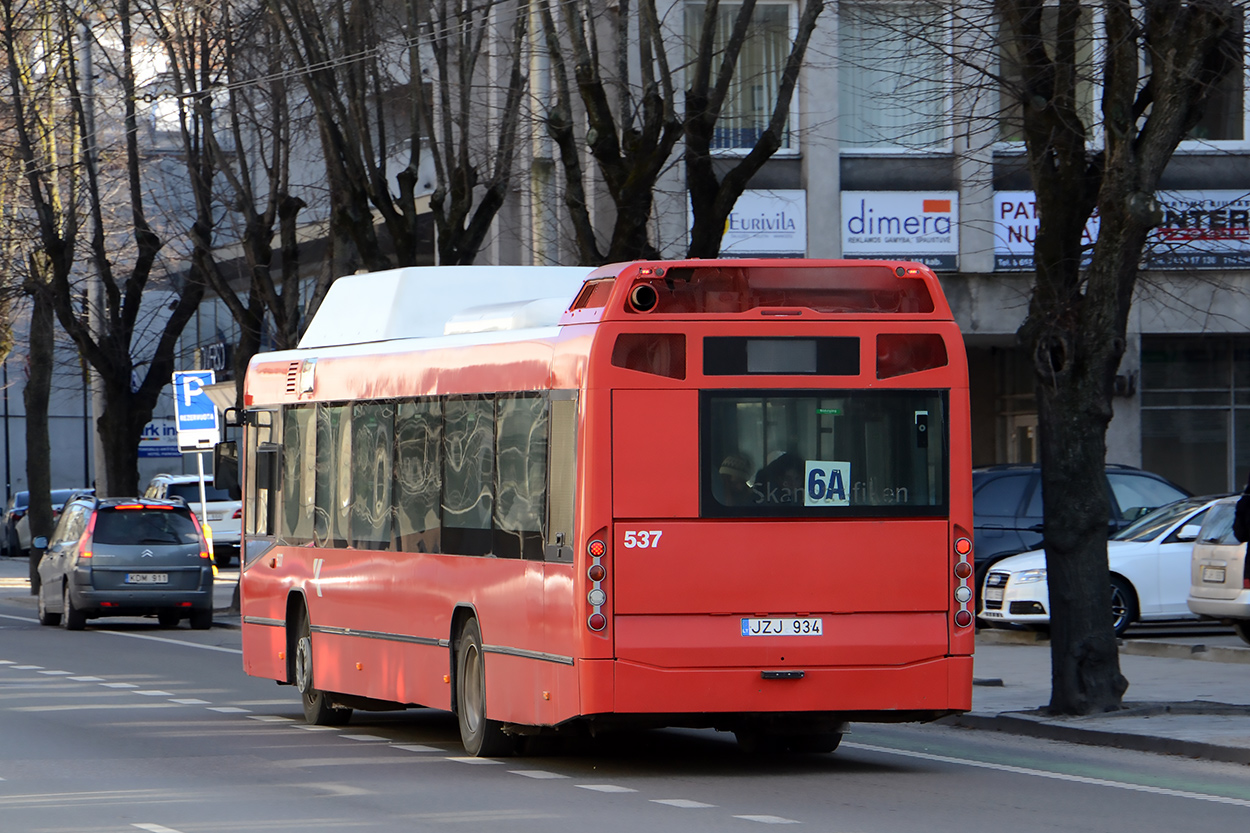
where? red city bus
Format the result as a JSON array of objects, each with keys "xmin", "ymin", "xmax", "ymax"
[{"xmin": 232, "ymin": 259, "xmax": 974, "ymax": 756}]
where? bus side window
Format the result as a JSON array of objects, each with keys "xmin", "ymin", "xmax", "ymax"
[
  {"xmin": 495, "ymin": 393, "xmax": 547, "ymax": 560},
  {"xmin": 546, "ymin": 394, "xmax": 578, "ymax": 563},
  {"xmin": 247, "ymin": 410, "xmax": 279, "ymax": 538}
]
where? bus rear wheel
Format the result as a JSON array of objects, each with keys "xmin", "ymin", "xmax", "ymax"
[
  {"xmin": 456, "ymin": 618, "xmax": 513, "ymax": 757},
  {"xmin": 294, "ymin": 610, "xmax": 351, "ymax": 726}
]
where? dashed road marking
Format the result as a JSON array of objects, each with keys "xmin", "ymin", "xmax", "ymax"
[
  {"xmin": 169, "ymin": 699, "xmax": 210, "ymax": 705},
  {"xmin": 393, "ymin": 744, "xmax": 442, "ymax": 753},
  {"xmin": 11, "ymin": 665, "xmax": 43, "ymax": 670},
  {"xmin": 207, "ymin": 706, "xmax": 251, "ymax": 714},
  {"xmin": 68, "ymin": 676, "xmax": 104, "ymax": 682},
  {"xmin": 446, "ymin": 756, "xmax": 504, "ymax": 764},
  {"xmin": 342, "ymin": 734, "xmax": 386, "ymax": 741},
  {"xmin": 132, "ymin": 825, "xmax": 184, "ymax": 833},
  {"xmin": 37, "ymin": 670, "xmax": 71, "ymax": 675},
  {"xmin": 652, "ymin": 799, "xmax": 716, "ymax": 808},
  {"xmin": 135, "ymin": 690, "xmax": 173, "ymax": 696},
  {"xmin": 576, "ymin": 784, "xmax": 637, "ymax": 793},
  {"xmin": 246, "ymin": 715, "xmax": 295, "ymax": 723},
  {"xmin": 101, "ymin": 682, "xmax": 138, "ymax": 689},
  {"xmin": 509, "ymin": 770, "xmax": 569, "ymax": 779},
  {"xmin": 734, "ymin": 815, "xmax": 800, "ymax": 824}
]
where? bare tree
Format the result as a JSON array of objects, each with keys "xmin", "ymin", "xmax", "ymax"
[
  {"xmin": 4, "ymin": 0, "xmax": 209, "ymax": 496},
  {"xmin": 685, "ymin": 0, "xmax": 824, "ymax": 257},
  {"xmin": 999, "ymin": 0, "xmax": 1242, "ymax": 714}
]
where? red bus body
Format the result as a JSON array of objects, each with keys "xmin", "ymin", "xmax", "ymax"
[{"xmin": 236, "ymin": 259, "xmax": 974, "ymax": 749}]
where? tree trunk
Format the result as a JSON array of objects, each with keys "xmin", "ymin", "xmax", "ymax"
[{"xmin": 21, "ymin": 287, "xmax": 54, "ymax": 557}]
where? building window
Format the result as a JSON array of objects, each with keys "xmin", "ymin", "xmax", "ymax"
[
  {"xmin": 997, "ymin": 4, "xmax": 1097, "ymax": 144},
  {"xmin": 686, "ymin": 2, "xmax": 795, "ymax": 152},
  {"xmin": 1182, "ymin": 11, "xmax": 1246, "ymax": 144},
  {"xmin": 838, "ymin": 3, "xmax": 949, "ymax": 150},
  {"xmin": 1141, "ymin": 336, "xmax": 1250, "ymax": 495}
]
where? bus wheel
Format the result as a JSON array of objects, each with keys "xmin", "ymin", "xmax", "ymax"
[
  {"xmin": 294, "ymin": 611, "xmax": 351, "ymax": 726},
  {"xmin": 456, "ymin": 618, "xmax": 513, "ymax": 757}
]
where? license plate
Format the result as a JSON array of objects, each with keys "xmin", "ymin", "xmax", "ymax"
[
  {"xmin": 208, "ymin": 513, "xmax": 224, "ymax": 521},
  {"xmin": 125, "ymin": 573, "xmax": 169, "ymax": 585},
  {"xmin": 1202, "ymin": 566, "xmax": 1226, "ymax": 583},
  {"xmin": 985, "ymin": 587, "xmax": 1004, "ymax": 601},
  {"xmin": 741, "ymin": 617, "xmax": 822, "ymax": 637}
]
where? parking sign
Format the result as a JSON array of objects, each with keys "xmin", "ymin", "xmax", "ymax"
[{"xmin": 172, "ymin": 370, "xmax": 220, "ymax": 451}]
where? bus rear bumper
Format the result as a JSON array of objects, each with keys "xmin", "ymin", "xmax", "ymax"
[{"xmin": 609, "ymin": 655, "xmax": 972, "ymax": 719}]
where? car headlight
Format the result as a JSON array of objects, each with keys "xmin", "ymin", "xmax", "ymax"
[{"xmin": 1014, "ymin": 569, "xmax": 1047, "ymax": 584}]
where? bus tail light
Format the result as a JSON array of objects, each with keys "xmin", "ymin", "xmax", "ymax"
[
  {"xmin": 586, "ymin": 532, "xmax": 608, "ymax": 633},
  {"xmin": 953, "ymin": 527, "xmax": 974, "ymax": 629}
]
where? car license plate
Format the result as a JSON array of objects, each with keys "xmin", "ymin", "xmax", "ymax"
[
  {"xmin": 208, "ymin": 513, "xmax": 224, "ymax": 521},
  {"xmin": 126, "ymin": 573, "xmax": 169, "ymax": 585},
  {"xmin": 1202, "ymin": 566, "xmax": 1226, "ymax": 583},
  {"xmin": 741, "ymin": 617, "xmax": 822, "ymax": 636},
  {"xmin": 985, "ymin": 587, "xmax": 1004, "ymax": 602}
]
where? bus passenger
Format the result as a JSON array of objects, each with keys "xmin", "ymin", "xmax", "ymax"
[
  {"xmin": 754, "ymin": 452, "xmax": 804, "ymax": 504},
  {"xmin": 717, "ymin": 454, "xmax": 756, "ymax": 506}
]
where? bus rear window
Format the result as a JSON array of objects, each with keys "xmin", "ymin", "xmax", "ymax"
[
  {"xmin": 627, "ymin": 265, "xmax": 935, "ymax": 315},
  {"xmin": 703, "ymin": 390, "xmax": 948, "ymax": 517}
]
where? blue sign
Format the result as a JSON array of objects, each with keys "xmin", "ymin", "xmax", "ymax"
[{"xmin": 172, "ymin": 370, "xmax": 219, "ymax": 450}]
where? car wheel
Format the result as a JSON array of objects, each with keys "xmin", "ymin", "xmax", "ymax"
[
  {"xmin": 189, "ymin": 608, "xmax": 212, "ymax": 630},
  {"xmin": 157, "ymin": 610, "xmax": 181, "ymax": 629},
  {"xmin": 1233, "ymin": 621, "xmax": 1250, "ymax": 646},
  {"xmin": 1109, "ymin": 575, "xmax": 1138, "ymax": 637},
  {"xmin": 293, "ymin": 609, "xmax": 351, "ymax": 726},
  {"xmin": 456, "ymin": 618, "xmax": 514, "ymax": 757},
  {"xmin": 61, "ymin": 584, "xmax": 86, "ymax": 631},
  {"xmin": 37, "ymin": 588, "xmax": 60, "ymax": 626}
]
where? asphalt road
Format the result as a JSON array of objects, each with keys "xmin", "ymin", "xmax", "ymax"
[{"xmin": 2, "ymin": 563, "xmax": 1249, "ymax": 832}]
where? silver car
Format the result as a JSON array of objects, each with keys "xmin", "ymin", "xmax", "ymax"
[
  {"xmin": 1187, "ymin": 495, "xmax": 1250, "ymax": 645},
  {"xmin": 36, "ymin": 496, "xmax": 215, "ymax": 630}
]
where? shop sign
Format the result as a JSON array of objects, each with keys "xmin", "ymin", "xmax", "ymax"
[
  {"xmin": 139, "ymin": 418, "xmax": 182, "ymax": 458},
  {"xmin": 840, "ymin": 191, "xmax": 959, "ymax": 271},
  {"xmin": 711, "ymin": 189, "xmax": 808, "ymax": 256},
  {"xmin": 994, "ymin": 190, "xmax": 1250, "ymax": 270}
]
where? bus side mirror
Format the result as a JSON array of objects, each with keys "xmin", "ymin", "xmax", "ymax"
[
  {"xmin": 223, "ymin": 407, "xmax": 242, "ymax": 428},
  {"xmin": 214, "ymin": 440, "xmax": 242, "ymax": 501}
]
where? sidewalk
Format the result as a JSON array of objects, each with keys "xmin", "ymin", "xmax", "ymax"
[{"xmin": 958, "ymin": 628, "xmax": 1250, "ymax": 765}]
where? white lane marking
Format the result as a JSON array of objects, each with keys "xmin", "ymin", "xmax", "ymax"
[
  {"xmin": 11, "ymin": 665, "xmax": 43, "ymax": 670},
  {"xmin": 207, "ymin": 706, "xmax": 251, "ymax": 713},
  {"xmin": 734, "ymin": 815, "xmax": 800, "ymax": 824},
  {"xmin": 135, "ymin": 690, "xmax": 173, "ymax": 697},
  {"xmin": 446, "ymin": 757, "xmax": 504, "ymax": 765},
  {"xmin": 68, "ymin": 676, "xmax": 104, "ymax": 682},
  {"xmin": 92, "ymin": 629, "xmax": 243, "ymax": 655},
  {"xmin": 341, "ymin": 734, "xmax": 386, "ymax": 741},
  {"xmin": 169, "ymin": 699, "xmax": 210, "ymax": 705},
  {"xmin": 576, "ymin": 784, "xmax": 637, "ymax": 793},
  {"xmin": 37, "ymin": 670, "xmax": 71, "ymax": 675},
  {"xmin": 393, "ymin": 744, "xmax": 442, "ymax": 753},
  {"xmin": 509, "ymin": 770, "xmax": 569, "ymax": 779},
  {"xmin": 293, "ymin": 724, "xmax": 338, "ymax": 730},
  {"xmin": 652, "ymin": 799, "xmax": 716, "ymax": 808},
  {"xmin": 12, "ymin": 703, "xmax": 184, "ymax": 712},
  {"xmin": 101, "ymin": 682, "xmax": 138, "ymax": 689},
  {"xmin": 844, "ymin": 742, "xmax": 1250, "ymax": 808},
  {"xmin": 133, "ymin": 825, "xmax": 184, "ymax": 833},
  {"xmin": 246, "ymin": 715, "xmax": 295, "ymax": 723},
  {"xmin": 0, "ymin": 659, "xmax": 13, "ymax": 664}
]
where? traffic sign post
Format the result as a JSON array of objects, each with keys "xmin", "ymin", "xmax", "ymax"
[{"xmin": 172, "ymin": 371, "xmax": 220, "ymax": 565}]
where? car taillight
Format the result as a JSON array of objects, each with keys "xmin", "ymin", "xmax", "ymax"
[
  {"xmin": 232, "ymin": 508, "xmax": 242, "ymax": 519},
  {"xmin": 78, "ymin": 512, "xmax": 98, "ymax": 559}
]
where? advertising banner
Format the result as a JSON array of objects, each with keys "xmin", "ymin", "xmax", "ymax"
[
  {"xmin": 138, "ymin": 418, "xmax": 182, "ymax": 458},
  {"xmin": 994, "ymin": 190, "xmax": 1250, "ymax": 270},
  {"xmin": 840, "ymin": 191, "xmax": 959, "ymax": 271},
  {"xmin": 712, "ymin": 189, "xmax": 808, "ymax": 256}
]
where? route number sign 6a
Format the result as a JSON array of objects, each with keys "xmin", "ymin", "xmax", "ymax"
[{"xmin": 804, "ymin": 461, "xmax": 851, "ymax": 507}]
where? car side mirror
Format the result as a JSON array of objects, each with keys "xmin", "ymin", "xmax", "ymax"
[
  {"xmin": 1176, "ymin": 524, "xmax": 1201, "ymax": 542},
  {"xmin": 32, "ymin": 536, "xmax": 48, "ymax": 550}
]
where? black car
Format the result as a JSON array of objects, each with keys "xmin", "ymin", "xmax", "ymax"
[
  {"xmin": 972, "ymin": 463, "xmax": 1191, "ymax": 584},
  {"xmin": 35, "ymin": 496, "xmax": 214, "ymax": 630}
]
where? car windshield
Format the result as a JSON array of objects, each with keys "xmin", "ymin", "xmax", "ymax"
[
  {"xmin": 167, "ymin": 482, "xmax": 234, "ymax": 503},
  {"xmin": 1112, "ymin": 498, "xmax": 1207, "ymax": 542},
  {"xmin": 93, "ymin": 508, "xmax": 201, "ymax": 545}
]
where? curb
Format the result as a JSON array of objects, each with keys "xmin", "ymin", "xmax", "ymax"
[
  {"xmin": 977, "ymin": 627, "xmax": 1250, "ymax": 664},
  {"xmin": 945, "ymin": 710, "xmax": 1250, "ymax": 766}
]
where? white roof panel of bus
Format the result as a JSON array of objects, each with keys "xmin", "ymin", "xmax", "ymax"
[{"xmin": 298, "ymin": 265, "xmax": 595, "ymax": 349}]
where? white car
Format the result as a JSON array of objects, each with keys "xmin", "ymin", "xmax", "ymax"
[
  {"xmin": 143, "ymin": 473, "xmax": 242, "ymax": 566},
  {"xmin": 1187, "ymin": 495, "xmax": 1250, "ymax": 645},
  {"xmin": 979, "ymin": 496, "xmax": 1221, "ymax": 636}
]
